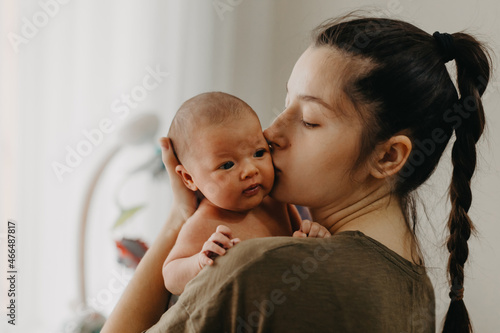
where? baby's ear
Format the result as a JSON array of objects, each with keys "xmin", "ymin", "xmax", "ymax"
[{"xmin": 175, "ymin": 165, "xmax": 198, "ymax": 191}]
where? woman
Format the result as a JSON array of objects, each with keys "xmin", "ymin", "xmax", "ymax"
[{"xmin": 102, "ymin": 16, "xmax": 491, "ymax": 333}]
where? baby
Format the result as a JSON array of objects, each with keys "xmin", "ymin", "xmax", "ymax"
[{"xmin": 163, "ymin": 92, "xmax": 330, "ymax": 295}]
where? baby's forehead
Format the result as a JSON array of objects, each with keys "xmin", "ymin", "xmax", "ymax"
[{"xmin": 193, "ymin": 119, "xmax": 265, "ymax": 153}]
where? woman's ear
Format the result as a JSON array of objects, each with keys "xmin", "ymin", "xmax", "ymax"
[
  {"xmin": 370, "ymin": 135, "xmax": 412, "ymax": 179},
  {"xmin": 175, "ymin": 165, "xmax": 198, "ymax": 191}
]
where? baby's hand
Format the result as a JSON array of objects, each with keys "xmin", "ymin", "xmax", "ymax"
[
  {"xmin": 199, "ymin": 225, "xmax": 241, "ymax": 268},
  {"xmin": 293, "ymin": 220, "xmax": 331, "ymax": 238}
]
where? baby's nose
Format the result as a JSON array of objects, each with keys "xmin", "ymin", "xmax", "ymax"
[{"xmin": 241, "ymin": 163, "xmax": 259, "ymax": 179}]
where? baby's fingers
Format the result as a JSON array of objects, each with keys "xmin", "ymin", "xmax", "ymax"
[
  {"xmin": 199, "ymin": 253, "xmax": 214, "ymax": 268},
  {"xmin": 293, "ymin": 230, "xmax": 307, "ymax": 238},
  {"xmin": 307, "ymin": 222, "xmax": 322, "ymax": 238},
  {"xmin": 300, "ymin": 220, "xmax": 312, "ymax": 235},
  {"xmin": 202, "ymin": 240, "xmax": 226, "ymax": 257},
  {"xmin": 298, "ymin": 220, "xmax": 331, "ymax": 238},
  {"xmin": 209, "ymin": 230, "xmax": 234, "ymax": 249},
  {"xmin": 317, "ymin": 227, "xmax": 332, "ymax": 238},
  {"xmin": 215, "ymin": 225, "xmax": 235, "ymax": 239}
]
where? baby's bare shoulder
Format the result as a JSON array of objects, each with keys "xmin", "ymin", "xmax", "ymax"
[
  {"xmin": 185, "ymin": 199, "xmax": 226, "ymax": 230},
  {"xmin": 171, "ymin": 203, "xmax": 221, "ymax": 257}
]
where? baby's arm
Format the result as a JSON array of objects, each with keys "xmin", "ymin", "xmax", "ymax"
[{"xmin": 163, "ymin": 220, "xmax": 240, "ymax": 295}]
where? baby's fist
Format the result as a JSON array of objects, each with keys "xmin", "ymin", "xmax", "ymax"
[
  {"xmin": 293, "ymin": 220, "xmax": 331, "ymax": 238},
  {"xmin": 199, "ymin": 225, "xmax": 241, "ymax": 268}
]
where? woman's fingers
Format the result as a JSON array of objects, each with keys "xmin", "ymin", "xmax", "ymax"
[
  {"xmin": 159, "ymin": 137, "xmax": 197, "ymax": 219},
  {"xmin": 160, "ymin": 137, "xmax": 179, "ymax": 179}
]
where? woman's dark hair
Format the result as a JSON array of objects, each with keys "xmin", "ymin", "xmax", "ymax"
[{"xmin": 313, "ymin": 15, "xmax": 491, "ymax": 333}]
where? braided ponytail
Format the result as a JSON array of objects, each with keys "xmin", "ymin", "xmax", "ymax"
[{"xmin": 442, "ymin": 32, "xmax": 491, "ymax": 333}]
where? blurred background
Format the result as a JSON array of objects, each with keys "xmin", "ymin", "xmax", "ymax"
[{"xmin": 0, "ymin": 0, "xmax": 499, "ymax": 332}]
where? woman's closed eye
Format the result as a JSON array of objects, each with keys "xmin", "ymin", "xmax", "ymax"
[
  {"xmin": 302, "ymin": 119, "xmax": 319, "ymax": 128},
  {"xmin": 219, "ymin": 161, "xmax": 235, "ymax": 170}
]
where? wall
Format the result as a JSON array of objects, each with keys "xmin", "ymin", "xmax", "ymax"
[{"xmin": 1, "ymin": 0, "xmax": 498, "ymax": 332}]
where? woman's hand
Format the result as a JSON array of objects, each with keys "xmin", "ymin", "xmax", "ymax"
[
  {"xmin": 293, "ymin": 220, "xmax": 331, "ymax": 238},
  {"xmin": 160, "ymin": 137, "xmax": 198, "ymax": 223},
  {"xmin": 199, "ymin": 225, "xmax": 241, "ymax": 267},
  {"xmin": 103, "ymin": 137, "xmax": 196, "ymax": 333}
]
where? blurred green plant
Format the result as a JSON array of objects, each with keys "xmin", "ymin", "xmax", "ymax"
[{"xmin": 112, "ymin": 205, "xmax": 146, "ymax": 229}]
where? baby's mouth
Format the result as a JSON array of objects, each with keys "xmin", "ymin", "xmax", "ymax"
[{"xmin": 243, "ymin": 184, "xmax": 261, "ymax": 196}]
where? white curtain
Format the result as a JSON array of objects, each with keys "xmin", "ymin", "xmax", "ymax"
[
  {"xmin": 0, "ymin": 1, "xmax": 277, "ymax": 332},
  {"xmin": 1, "ymin": 0, "xmax": 499, "ymax": 332}
]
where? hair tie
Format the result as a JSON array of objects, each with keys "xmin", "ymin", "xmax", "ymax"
[
  {"xmin": 433, "ymin": 31, "xmax": 456, "ymax": 63},
  {"xmin": 449, "ymin": 284, "xmax": 464, "ymax": 301}
]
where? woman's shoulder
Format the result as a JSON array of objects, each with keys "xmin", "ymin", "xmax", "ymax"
[
  {"xmin": 221, "ymin": 231, "xmax": 428, "ymax": 279},
  {"xmin": 167, "ymin": 231, "xmax": 434, "ymax": 333}
]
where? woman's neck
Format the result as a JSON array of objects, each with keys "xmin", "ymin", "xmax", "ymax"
[
  {"xmin": 309, "ymin": 185, "xmax": 394, "ymax": 233},
  {"xmin": 309, "ymin": 185, "xmax": 417, "ymax": 264}
]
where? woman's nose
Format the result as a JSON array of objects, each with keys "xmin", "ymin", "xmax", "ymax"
[{"xmin": 264, "ymin": 113, "xmax": 289, "ymax": 151}]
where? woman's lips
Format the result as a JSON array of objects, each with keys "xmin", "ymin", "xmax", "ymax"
[{"xmin": 243, "ymin": 184, "xmax": 261, "ymax": 196}]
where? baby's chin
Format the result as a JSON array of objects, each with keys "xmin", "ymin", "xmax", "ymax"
[{"xmin": 218, "ymin": 194, "xmax": 269, "ymax": 213}]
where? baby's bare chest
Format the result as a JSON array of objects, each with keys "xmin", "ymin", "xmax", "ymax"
[{"xmin": 224, "ymin": 207, "xmax": 293, "ymax": 240}]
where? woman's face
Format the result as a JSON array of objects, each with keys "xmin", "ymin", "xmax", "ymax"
[{"xmin": 264, "ymin": 46, "xmax": 370, "ymax": 209}]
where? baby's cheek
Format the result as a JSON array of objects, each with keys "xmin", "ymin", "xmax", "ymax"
[{"xmin": 264, "ymin": 165, "xmax": 276, "ymax": 188}]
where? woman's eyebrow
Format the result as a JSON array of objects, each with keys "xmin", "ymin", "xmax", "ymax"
[
  {"xmin": 297, "ymin": 94, "xmax": 334, "ymax": 112},
  {"xmin": 286, "ymin": 81, "xmax": 334, "ymax": 112}
]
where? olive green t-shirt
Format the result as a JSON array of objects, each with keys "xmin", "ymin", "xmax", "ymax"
[{"xmin": 146, "ymin": 231, "xmax": 435, "ymax": 332}]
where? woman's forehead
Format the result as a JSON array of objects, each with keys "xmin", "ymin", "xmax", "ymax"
[
  {"xmin": 288, "ymin": 46, "xmax": 366, "ymax": 120},
  {"xmin": 291, "ymin": 46, "xmax": 373, "ymax": 90},
  {"xmin": 289, "ymin": 47, "xmax": 347, "ymax": 97}
]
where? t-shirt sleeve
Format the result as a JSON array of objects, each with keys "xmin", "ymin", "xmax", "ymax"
[
  {"xmin": 145, "ymin": 279, "xmax": 234, "ymax": 333},
  {"xmin": 145, "ymin": 237, "xmax": 297, "ymax": 333},
  {"xmin": 145, "ymin": 302, "xmax": 192, "ymax": 333}
]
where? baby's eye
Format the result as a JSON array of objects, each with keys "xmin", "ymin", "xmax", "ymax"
[
  {"xmin": 219, "ymin": 161, "xmax": 234, "ymax": 170},
  {"xmin": 254, "ymin": 149, "xmax": 266, "ymax": 158}
]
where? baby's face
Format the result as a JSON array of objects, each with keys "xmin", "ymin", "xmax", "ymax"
[{"xmin": 186, "ymin": 114, "xmax": 274, "ymax": 212}]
